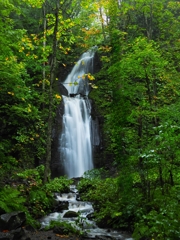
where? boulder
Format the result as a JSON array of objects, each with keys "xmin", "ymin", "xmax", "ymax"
[
  {"xmin": 0, "ymin": 212, "xmax": 26, "ymax": 231},
  {"xmin": 63, "ymin": 211, "xmax": 79, "ymax": 218},
  {"xmin": 0, "ymin": 228, "xmax": 30, "ymax": 240}
]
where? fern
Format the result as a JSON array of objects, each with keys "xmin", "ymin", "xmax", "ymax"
[{"xmin": 0, "ymin": 186, "xmax": 26, "ymax": 213}]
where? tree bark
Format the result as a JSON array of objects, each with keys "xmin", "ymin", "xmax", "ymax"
[
  {"xmin": 42, "ymin": 2, "xmax": 47, "ymax": 91},
  {"xmin": 99, "ymin": 6, "xmax": 106, "ymax": 42},
  {"xmin": 43, "ymin": 0, "xmax": 59, "ymax": 183}
]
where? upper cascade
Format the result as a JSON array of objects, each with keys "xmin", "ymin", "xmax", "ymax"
[{"xmin": 63, "ymin": 48, "xmax": 96, "ymax": 96}]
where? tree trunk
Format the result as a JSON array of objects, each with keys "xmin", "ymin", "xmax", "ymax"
[
  {"xmin": 99, "ymin": 6, "xmax": 106, "ymax": 42},
  {"xmin": 42, "ymin": 2, "xmax": 47, "ymax": 91},
  {"xmin": 43, "ymin": 1, "xmax": 59, "ymax": 183},
  {"xmin": 159, "ymin": 163, "xmax": 164, "ymax": 195}
]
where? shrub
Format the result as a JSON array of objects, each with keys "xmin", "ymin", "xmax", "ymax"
[
  {"xmin": 78, "ymin": 170, "xmax": 123, "ymax": 228},
  {"xmin": 133, "ymin": 192, "xmax": 180, "ymax": 240},
  {"xmin": 45, "ymin": 220, "xmax": 83, "ymax": 236},
  {"xmin": 0, "ymin": 186, "xmax": 26, "ymax": 213},
  {"xmin": 15, "ymin": 166, "xmax": 72, "ymax": 219}
]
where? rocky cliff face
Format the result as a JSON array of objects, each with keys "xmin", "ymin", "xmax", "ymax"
[{"xmin": 51, "ymin": 100, "xmax": 65, "ymax": 177}]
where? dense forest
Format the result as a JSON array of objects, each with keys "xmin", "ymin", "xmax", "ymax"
[{"xmin": 0, "ymin": 0, "xmax": 180, "ymax": 239}]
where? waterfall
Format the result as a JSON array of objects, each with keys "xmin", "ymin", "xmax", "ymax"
[{"xmin": 59, "ymin": 49, "xmax": 96, "ymax": 178}]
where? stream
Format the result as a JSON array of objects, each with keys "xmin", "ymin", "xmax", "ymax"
[{"xmin": 40, "ymin": 185, "xmax": 133, "ymax": 240}]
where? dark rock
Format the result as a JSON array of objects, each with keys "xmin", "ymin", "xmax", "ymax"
[
  {"xmin": 58, "ymin": 83, "xmax": 68, "ymax": 96},
  {"xmin": 69, "ymin": 93, "xmax": 77, "ymax": 97},
  {"xmin": 86, "ymin": 213, "xmax": 94, "ymax": 220},
  {"xmin": 63, "ymin": 211, "xmax": 79, "ymax": 218},
  {"xmin": 0, "ymin": 212, "xmax": 26, "ymax": 231},
  {"xmin": 76, "ymin": 194, "xmax": 81, "ymax": 201},
  {"xmin": 20, "ymin": 236, "xmax": 31, "ymax": 240},
  {"xmin": 53, "ymin": 226, "xmax": 66, "ymax": 235},
  {"xmin": 0, "ymin": 227, "xmax": 31, "ymax": 240},
  {"xmin": 54, "ymin": 201, "xmax": 69, "ymax": 212},
  {"xmin": 67, "ymin": 193, "xmax": 75, "ymax": 199},
  {"xmin": 71, "ymin": 177, "xmax": 82, "ymax": 185},
  {"xmin": 51, "ymin": 101, "xmax": 65, "ymax": 178},
  {"xmin": 24, "ymin": 225, "xmax": 36, "ymax": 232},
  {"xmin": 0, "ymin": 231, "xmax": 12, "ymax": 240},
  {"xmin": 11, "ymin": 228, "xmax": 25, "ymax": 240},
  {"xmin": 95, "ymin": 236, "xmax": 115, "ymax": 240},
  {"xmin": 0, "ymin": 208, "xmax": 6, "ymax": 216},
  {"xmin": 93, "ymin": 51, "xmax": 102, "ymax": 74}
]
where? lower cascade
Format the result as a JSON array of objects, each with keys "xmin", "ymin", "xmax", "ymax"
[
  {"xmin": 59, "ymin": 49, "xmax": 97, "ymax": 178},
  {"xmin": 40, "ymin": 185, "xmax": 133, "ymax": 240}
]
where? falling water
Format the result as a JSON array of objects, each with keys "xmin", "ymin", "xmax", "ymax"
[{"xmin": 60, "ymin": 49, "xmax": 96, "ymax": 178}]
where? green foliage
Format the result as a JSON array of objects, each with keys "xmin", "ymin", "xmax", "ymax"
[
  {"xmin": 0, "ymin": 0, "xmax": 180, "ymax": 238},
  {"xmin": 0, "ymin": 140, "xmax": 19, "ymax": 183},
  {"xmin": 0, "ymin": 186, "xmax": 26, "ymax": 213},
  {"xmin": 78, "ymin": 171, "xmax": 124, "ymax": 228},
  {"xmin": 133, "ymin": 189, "xmax": 180, "ymax": 240},
  {"xmin": 28, "ymin": 188, "xmax": 53, "ymax": 217},
  {"xmin": 93, "ymin": 3, "xmax": 180, "ymax": 235},
  {"xmin": 16, "ymin": 165, "xmax": 44, "ymax": 182},
  {"xmin": 78, "ymin": 168, "xmax": 109, "ymax": 194},
  {"xmin": 45, "ymin": 177, "xmax": 73, "ymax": 193},
  {"xmin": 0, "ymin": 165, "xmax": 72, "ymax": 226},
  {"xmin": 14, "ymin": 165, "xmax": 49, "ymax": 217},
  {"xmin": 44, "ymin": 220, "xmax": 83, "ymax": 236},
  {"xmin": 15, "ymin": 166, "xmax": 72, "ymax": 218},
  {"xmin": 25, "ymin": 211, "xmax": 41, "ymax": 229}
]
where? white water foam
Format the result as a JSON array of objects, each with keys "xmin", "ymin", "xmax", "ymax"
[{"xmin": 59, "ymin": 50, "xmax": 96, "ymax": 178}]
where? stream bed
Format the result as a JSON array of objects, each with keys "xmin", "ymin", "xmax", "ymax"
[{"xmin": 40, "ymin": 185, "xmax": 133, "ymax": 240}]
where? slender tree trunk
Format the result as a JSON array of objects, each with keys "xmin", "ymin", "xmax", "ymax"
[
  {"xmin": 43, "ymin": 1, "xmax": 59, "ymax": 183},
  {"xmin": 99, "ymin": 6, "xmax": 106, "ymax": 42},
  {"xmin": 137, "ymin": 115, "xmax": 147, "ymax": 199},
  {"xmin": 145, "ymin": 72, "xmax": 152, "ymax": 105},
  {"xmin": 169, "ymin": 169, "xmax": 174, "ymax": 186},
  {"xmin": 144, "ymin": 2, "xmax": 153, "ymax": 40},
  {"xmin": 159, "ymin": 163, "xmax": 164, "ymax": 195},
  {"xmin": 42, "ymin": 2, "xmax": 47, "ymax": 91}
]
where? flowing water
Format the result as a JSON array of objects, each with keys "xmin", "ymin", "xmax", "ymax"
[
  {"xmin": 40, "ymin": 185, "xmax": 133, "ymax": 240},
  {"xmin": 59, "ymin": 49, "xmax": 96, "ymax": 178}
]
